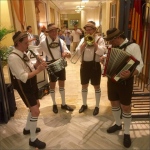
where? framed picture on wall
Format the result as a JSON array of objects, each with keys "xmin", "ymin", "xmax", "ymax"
[{"xmin": 70, "ymin": 19, "xmax": 79, "ymax": 26}]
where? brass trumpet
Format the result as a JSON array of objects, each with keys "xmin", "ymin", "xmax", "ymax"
[
  {"xmin": 70, "ymin": 50, "xmax": 81, "ymax": 64},
  {"xmin": 70, "ymin": 25, "xmax": 101, "ymax": 64},
  {"xmin": 84, "ymin": 25, "xmax": 101, "ymax": 46},
  {"xmin": 84, "ymin": 34, "xmax": 95, "ymax": 46}
]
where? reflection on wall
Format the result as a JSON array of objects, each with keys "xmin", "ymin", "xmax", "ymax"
[
  {"xmin": 34, "ymin": 0, "xmax": 47, "ymax": 34},
  {"xmin": 50, "ymin": 7, "xmax": 55, "ymax": 23}
]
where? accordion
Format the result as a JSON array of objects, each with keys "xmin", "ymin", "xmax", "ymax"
[{"xmin": 103, "ymin": 48, "xmax": 140, "ymax": 82}]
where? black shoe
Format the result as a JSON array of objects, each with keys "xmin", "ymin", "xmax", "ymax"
[
  {"xmin": 107, "ymin": 124, "xmax": 122, "ymax": 133},
  {"xmin": 23, "ymin": 127, "xmax": 41, "ymax": 135},
  {"xmin": 53, "ymin": 105, "xmax": 58, "ymax": 114},
  {"xmin": 123, "ymin": 134, "xmax": 131, "ymax": 148},
  {"xmin": 29, "ymin": 138, "xmax": 46, "ymax": 149},
  {"xmin": 61, "ymin": 104, "xmax": 73, "ymax": 111},
  {"xmin": 93, "ymin": 107, "xmax": 99, "ymax": 116},
  {"xmin": 79, "ymin": 105, "xmax": 88, "ymax": 113}
]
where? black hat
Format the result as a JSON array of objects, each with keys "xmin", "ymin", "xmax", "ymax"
[{"xmin": 104, "ymin": 28, "xmax": 124, "ymax": 41}]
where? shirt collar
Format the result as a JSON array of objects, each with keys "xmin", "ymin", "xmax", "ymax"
[
  {"xmin": 13, "ymin": 48, "xmax": 25, "ymax": 57},
  {"xmin": 119, "ymin": 38, "xmax": 129, "ymax": 47},
  {"xmin": 48, "ymin": 36, "xmax": 59, "ymax": 43}
]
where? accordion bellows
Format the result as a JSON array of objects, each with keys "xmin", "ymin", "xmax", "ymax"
[{"xmin": 103, "ymin": 48, "xmax": 140, "ymax": 82}]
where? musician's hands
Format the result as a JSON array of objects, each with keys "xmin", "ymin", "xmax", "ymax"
[
  {"xmin": 62, "ymin": 52, "xmax": 71, "ymax": 58},
  {"xmin": 120, "ymin": 70, "xmax": 131, "ymax": 79},
  {"xmin": 100, "ymin": 54, "xmax": 107, "ymax": 65},
  {"xmin": 37, "ymin": 61, "xmax": 47, "ymax": 72},
  {"xmin": 37, "ymin": 55, "xmax": 44, "ymax": 62}
]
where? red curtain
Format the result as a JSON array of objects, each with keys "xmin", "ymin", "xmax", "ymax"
[{"xmin": 131, "ymin": 0, "xmax": 143, "ymax": 45}]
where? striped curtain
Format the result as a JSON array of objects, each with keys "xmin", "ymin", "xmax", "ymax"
[
  {"xmin": 11, "ymin": 0, "xmax": 25, "ymax": 31},
  {"xmin": 131, "ymin": 0, "xmax": 143, "ymax": 45}
]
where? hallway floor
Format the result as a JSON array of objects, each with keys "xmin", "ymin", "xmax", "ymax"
[{"xmin": 0, "ymin": 57, "xmax": 150, "ymax": 150}]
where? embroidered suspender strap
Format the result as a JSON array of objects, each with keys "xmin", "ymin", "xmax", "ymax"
[
  {"xmin": 92, "ymin": 37, "xmax": 100, "ymax": 62},
  {"xmin": 59, "ymin": 39, "xmax": 63, "ymax": 56},
  {"xmin": 11, "ymin": 52, "xmax": 32, "ymax": 72},
  {"xmin": 82, "ymin": 50, "xmax": 84, "ymax": 63},
  {"xmin": 46, "ymin": 37, "xmax": 55, "ymax": 60}
]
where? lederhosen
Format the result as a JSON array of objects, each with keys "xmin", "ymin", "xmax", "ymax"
[
  {"xmin": 107, "ymin": 42, "xmax": 134, "ymax": 105},
  {"xmin": 46, "ymin": 37, "xmax": 66, "ymax": 82},
  {"xmin": 80, "ymin": 46, "xmax": 101, "ymax": 85},
  {"xmin": 10, "ymin": 52, "xmax": 39, "ymax": 107}
]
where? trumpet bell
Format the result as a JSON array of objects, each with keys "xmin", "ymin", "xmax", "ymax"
[{"xmin": 84, "ymin": 34, "xmax": 95, "ymax": 46}]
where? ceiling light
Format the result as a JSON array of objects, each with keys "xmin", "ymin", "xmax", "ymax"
[
  {"xmin": 76, "ymin": 6, "xmax": 84, "ymax": 8},
  {"xmin": 82, "ymin": 0, "xmax": 89, "ymax": 2},
  {"xmin": 75, "ymin": 9, "xmax": 80, "ymax": 11}
]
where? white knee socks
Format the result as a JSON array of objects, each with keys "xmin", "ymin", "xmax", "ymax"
[
  {"xmin": 50, "ymin": 89, "xmax": 56, "ymax": 105},
  {"xmin": 82, "ymin": 89, "xmax": 88, "ymax": 105},
  {"xmin": 95, "ymin": 89, "xmax": 101, "ymax": 107},
  {"xmin": 30, "ymin": 116, "xmax": 38, "ymax": 142},
  {"xmin": 112, "ymin": 107, "xmax": 122, "ymax": 126},
  {"xmin": 59, "ymin": 87, "xmax": 65, "ymax": 105},
  {"xmin": 25, "ymin": 111, "xmax": 31, "ymax": 130},
  {"xmin": 122, "ymin": 112, "xmax": 132, "ymax": 134}
]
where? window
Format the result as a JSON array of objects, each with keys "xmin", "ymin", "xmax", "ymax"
[{"xmin": 110, "ymin": 2, "xmax": 117, "ymax": 28}]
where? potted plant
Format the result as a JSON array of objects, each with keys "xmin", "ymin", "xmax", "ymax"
[{"xmin": 0, "ymin": 27, "xmax": 14, "ymax": 67}]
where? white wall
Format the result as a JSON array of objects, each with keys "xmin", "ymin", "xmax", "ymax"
[
  {"xmin": 0, "ymin": 0, "xmax": 14, "ymax": 46},
  {"xmin": 101, "ymin": 2, "xmax": 111, "ymax": 35},
  {"xmin": 24, "ymin": 0, "xmax": 38, "ymax": 34}
]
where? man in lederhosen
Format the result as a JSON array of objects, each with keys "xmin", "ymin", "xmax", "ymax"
[
  {"xmin": 103, "ymin": 28, "xmax": 143, "ymax": 148},
  {"xmin": 35, "ymin": 23, "xmax": 73, "ymax": 114},
  {"xmin": 76, "ymin": 21, "xmax": 106, "ymax": 116},
  {"xmin": 8, "ymin": 31, "xmax": 47, "ymax": 149}
]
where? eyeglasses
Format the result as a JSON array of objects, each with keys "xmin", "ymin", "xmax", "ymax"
[{"xmin": 86, "ymin": 29, "xmax": 93, "ymax": 32}]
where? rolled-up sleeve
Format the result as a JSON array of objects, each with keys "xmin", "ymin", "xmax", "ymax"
[
  {"xmin": 61, "ymin": 39, "xmax": 71, "ymax": 54},
  {"xmin": 127, "ymin": 44, "xmax": 144, "ymax": 74},
  {"xmin": 76, "ymin": 38, "xmax": 84, "ymax": 55},
  {"xmin": 95, "ymin": 37, "xmax": 106, "ymax": 56}
]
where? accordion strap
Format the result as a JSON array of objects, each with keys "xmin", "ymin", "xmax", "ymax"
[{"xmin": 119, "ymin": 42, "xmax": 134, "ymax": 50}]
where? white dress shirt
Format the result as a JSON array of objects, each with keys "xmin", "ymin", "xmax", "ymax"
[
  {"xmin": 120, "ymin": 38, "xmax": 143, "ymax": 73},
  {"xmin": 71, "ymin": 29, "xmax": 82, "ymax": 42},
  {"xmin": 8, "ymin": 49, "xmax": 35, "ymax": 83},
  {"xmin": 39, "ymin": 32, "xmax": 46, "ymax": 42},
  {"xmin": 76, "ymin": 35, "xmax": 106, "ymax": 62},
  {"xmin": 35, "ymin": 36, "xmax": 70, "ymax": 61},
  {"xmin": 27, "ymin": 32, "xmax": 36, "ymax": 46}
]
